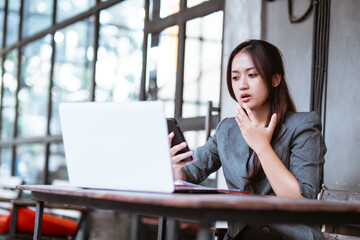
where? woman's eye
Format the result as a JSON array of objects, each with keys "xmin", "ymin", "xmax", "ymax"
[
  {"xmin": 232, "ymin": 76, "xmax": 239, "ymax": 81},
  {"xmin": 249, "ymin": 73, "xmax": 258, "ymax": 78}
]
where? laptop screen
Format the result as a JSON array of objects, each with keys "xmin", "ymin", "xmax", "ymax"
[{"xmin": 59, "ymin": 101, "xmax": 175, "ymax": 193}]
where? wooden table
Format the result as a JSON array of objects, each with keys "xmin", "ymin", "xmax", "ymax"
[{"xmin": 18, "ymin": 185, "xmax": 360, "ymax": 240}]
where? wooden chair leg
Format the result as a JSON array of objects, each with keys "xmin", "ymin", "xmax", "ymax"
[
  {"xmin": 71, "ymin": 209, "xmax": 92, "ymax": 240},
  {"xmin": 82, "ymin": 210, "xmax": 92, "ymax": 240},
  {"xmin": 131, "ymin": 214, "xmax": 141, "ymax": 240},
  {"xmin": 9, "ymin": 204, "xmax": 20, "ymax": 239},
  {"xmin": 157, "ymin": 217, "xmax": 167, "ymax": 240},
  {"xmin": 34, "ymin": 201, "xmax": 44, "ymax": 240},
  {"xmin": 166, "ymin": 218, "xmax": 179, "ymax": 240}
]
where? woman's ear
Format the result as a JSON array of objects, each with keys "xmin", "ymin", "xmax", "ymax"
[{"xmin": 272, "ymin": 74, "xmax": 281, "ymax": 87}]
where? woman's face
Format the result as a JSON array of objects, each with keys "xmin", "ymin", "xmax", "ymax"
[{"xmin": 231, "ymin": 51, "xmax": 270, "ymax": 113}]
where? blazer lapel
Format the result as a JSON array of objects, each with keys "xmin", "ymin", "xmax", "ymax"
[
  {"xmin": 227, "ymin": 124, "xmax": 251, "ymax": 162},
  {"xmin": 272, "ymin": 123, "xmax": 287, "ymax": 146}
]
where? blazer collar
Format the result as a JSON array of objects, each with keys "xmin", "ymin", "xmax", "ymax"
[
  {"xmin": 272, "ymin": 123, "xmax": 287, "ymax": 145},
  {"xmin": 228, "ymin": 123, "xmax": 249, "ymax": 156}
]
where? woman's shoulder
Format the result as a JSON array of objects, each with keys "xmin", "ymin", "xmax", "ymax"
[
  {"xmin": 285, "ymin": 111, "xmax": 320, "ymax": 122},
  {"xmin": 284, "ymin": 111, "xmax": 322, "ymax": 131},
  {"xmin": 209, "ymin": 117, "xmax": 237, "ymax": 137},
  {"xmin": 216, "ymin": 117, "xmax": 237, "ymax": 131}
]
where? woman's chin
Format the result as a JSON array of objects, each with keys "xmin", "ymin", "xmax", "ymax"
[{"xmin": 239, "ymin": 101, "xmax": 252, "ymax": 109}]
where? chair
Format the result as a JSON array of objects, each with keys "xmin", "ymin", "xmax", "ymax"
[
  {"xmin": 319, "ymin": 187, "xmax": 360, "ymax": 240},
  {"xmin": 0, "ymin": 176, "xmax": 91, "ymax": 240},
  {"xmin": 212, "ymin": 189, "xmax": 360, "ymax": 240},
  {"xmin": 213, "ymin": 188, "xmax": 360, "ymax": 240}
]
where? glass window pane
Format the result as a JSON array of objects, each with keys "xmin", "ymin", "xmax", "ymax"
[
  {"xmin": 187, "ymin": 0, "xmax": 209, "ymax": 8},
  {"xmin": 0, "ymin": 148, "xmax": 12, "ymax": 177},
  {"xmin": 23, "ymin": 0, "xmax": 53, "ymax": 38},
  {"xmin": 50, "ymin": 19, "xmax": 94, "ymax": 135},
  {"xmin": 146, "ymin": 26, "xmax": 178, "ymax": 117},
  {"xmin": 57, "ymin": 0, "xmax": 95, "ymax": 22},
  {"xmin": 16, "ymin": 144, "xmax": 45, "ymax": 184},
  {"xmin": 6, "ymin": 0, "xmax": 21, "ymax": 46},
  {"xmin": 183, "ymin": 130, "xmax": 206, "ymax": 151},
  {"xmin": 0, "ymin": 58, "xmax": 2, "ymax": 101},
  {"xmin": 182, "ymin": 11, "xmax": 223, "ymax": 118},
  {"xmin": 160, "ymin": 0, "xmax": 179, "ymax": 19},
  {"xmin": 1, "ymin": 50, "xmax": 18, "ymax": 140},
  {"xmin": 0, "ymin": 3, "xmax": 4, "ymax": 49},
  {"xmin": 96, "ymin": 0, "xmax": 144, "ymax": 102},
  {"xmin": 48, "ymin": 143, "xmax": 68, "ymax": 182},
  {"xmin": 18, "ymin": 35, "xmax": 52, "ymax": 138}
]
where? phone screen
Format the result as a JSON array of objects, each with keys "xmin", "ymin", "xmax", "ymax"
[{"xmin": 167, "ymin": 118, "xmax": 193, "ymax": 162}]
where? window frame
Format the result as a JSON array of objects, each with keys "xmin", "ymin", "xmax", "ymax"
[
  {"xmin": 0, "ymin": 0, "xmax": 224, "ymax": 184},
  {"xmin": 140, "ymin": 0, "xmax": 224, "ymax": 131}
]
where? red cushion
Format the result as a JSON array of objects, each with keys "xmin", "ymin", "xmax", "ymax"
[
  {"xmin": 0, "ymin": 207, "xmax": 77, "ymax": 236},
  {"xmin": 0, "ymin": 214, "xmax": 10, "ymax": 233}
]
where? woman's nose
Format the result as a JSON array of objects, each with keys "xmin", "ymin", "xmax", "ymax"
[{"xmin": 238, "ymin": 77, "xmax": 248, "ymax": 90}]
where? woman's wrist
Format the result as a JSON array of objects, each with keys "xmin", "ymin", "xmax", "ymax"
[
  {"xmin": 173, "ymin": 167, "xmax": 187, "ymax": 181},
  {"xmin": 253, "ymin": 142, "xmax": 272, "ymax": 157}
]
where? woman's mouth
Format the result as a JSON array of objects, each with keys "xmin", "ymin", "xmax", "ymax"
[{"xmin": 241, "ymin": 93, "xmax": 251, "ymax": 102}]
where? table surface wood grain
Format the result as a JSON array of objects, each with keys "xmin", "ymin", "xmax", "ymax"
[{"xmin": 17, "ymin": 185, "xmax": 360, "ymax": 213}]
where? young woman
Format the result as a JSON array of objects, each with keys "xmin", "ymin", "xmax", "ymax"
[{"xmin": 169, "ymin": 39, "xmax": 326, "ymax": 240}]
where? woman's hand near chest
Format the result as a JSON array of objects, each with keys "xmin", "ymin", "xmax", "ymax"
[
  {"xmin": 235, "ymin": 105, "xmax": 304, "ymax": 199},
  {"xmin": 235, "ymin": 104, "xmax": 277, "ymax": 154}
]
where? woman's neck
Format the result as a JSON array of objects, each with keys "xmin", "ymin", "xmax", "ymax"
[{"xmin": 251, "ymin": 103, "xmax": 270, "ymax": 126}]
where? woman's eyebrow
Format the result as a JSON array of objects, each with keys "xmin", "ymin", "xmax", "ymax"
[
  {"xmin": 231, "ymin": 67, "xmax": 256, "ymax": 74},
  {"xmin": 245, "ymin": 67, "xmax": 256, "ymax": 72}
]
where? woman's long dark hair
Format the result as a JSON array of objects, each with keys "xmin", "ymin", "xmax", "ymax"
[{"xmin": 226, "ymin": 40, "xmax": 296, "ymax": 191}]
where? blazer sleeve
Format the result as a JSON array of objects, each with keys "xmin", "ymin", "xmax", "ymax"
[
  {"xmin": 289, "ymin": 112, "xmax": 327, "ymax": 199},
  {"xmin": 182, "ymin": 119, "xmax": 225, "ymax": 184}
]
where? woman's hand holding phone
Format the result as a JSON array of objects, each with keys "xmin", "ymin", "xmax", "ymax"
[{"xmin": 168, "ymin": 132, "xmax": 195, "ymax": 180}]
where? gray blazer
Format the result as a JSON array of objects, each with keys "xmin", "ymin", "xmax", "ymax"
[{"xmin": 183, "ymin": 111, "xmax": 327, "ymax": 240}]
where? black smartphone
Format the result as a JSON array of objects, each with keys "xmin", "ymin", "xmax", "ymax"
[{"xmin": 167, "ymin": 118, "xmax": 193, "ymax": 162}]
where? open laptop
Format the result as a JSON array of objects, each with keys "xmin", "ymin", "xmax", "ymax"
[
  {"xmin": 59, "ymin": 101, "xmax": 248, "ymax": 194},
  {"xmin": 59, "ymin": 101, "xmax": 177, "ymax": 193}
]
